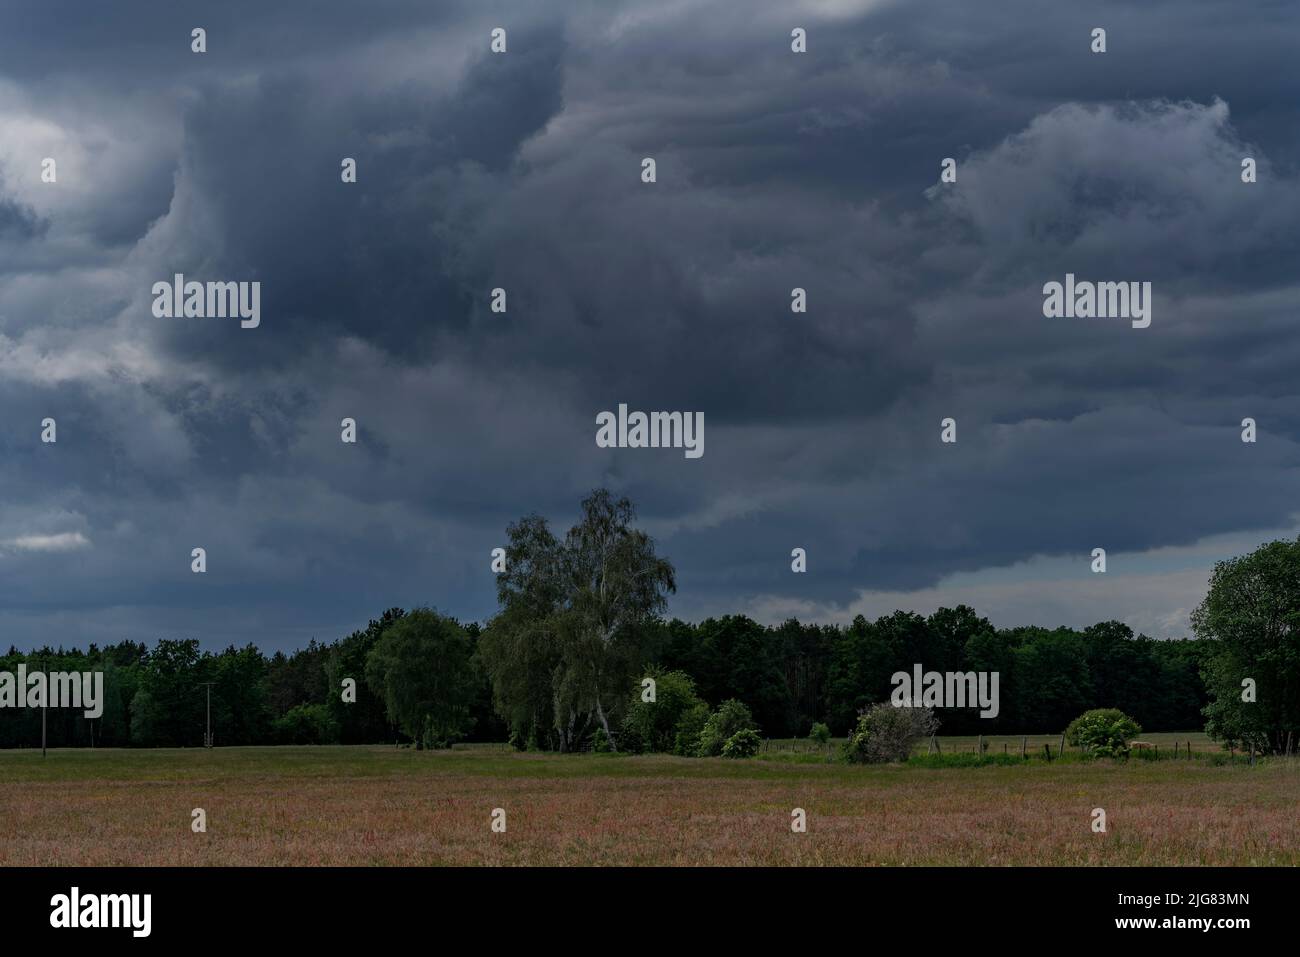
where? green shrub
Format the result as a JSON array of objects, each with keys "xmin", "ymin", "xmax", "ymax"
[
  {"xmin": 622, "ymin": 670, "xmax": 707, "ymax": 754},
  {"xmin": 272, "ymin": 703, "xmax": 340, "ymax": 745},
  {"xmin": 698, "ymin": 699, "xmax": 759, "ymax": 757},
  {"xmin": 1064, "ymin": 708, "xmax": 1141, "ymax": 757},
  {"xmin": 809, "ymin": 722, "xmax": 831, "ymax": 744},
  {"xmin": 843, "ymin": 702, "xmax": 938, "ymax": 764},
  {"xmin": 613, "ymin": 723, "xmax": 644, "ymax": 755},
  {"xmin": 721, "ymin": 728, "xmax": 761, "ymax": 758},
  {"xmin": 673, "ymin": 702, "xmax": 711, "ymax": 756}
]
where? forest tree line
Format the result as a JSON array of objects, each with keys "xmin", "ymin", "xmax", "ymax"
[
  {"xmin": 6, "ymin": 489, "xmax": 1294, "ymax": 753},
  {"xmin": 0, "ymin": 608, "xmax": 1209, "ymax": 750}
]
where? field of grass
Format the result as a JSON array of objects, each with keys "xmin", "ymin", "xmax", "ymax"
[{"xmin": 2, "ymin": 744, "xmax": 1297, "ymax": 866}]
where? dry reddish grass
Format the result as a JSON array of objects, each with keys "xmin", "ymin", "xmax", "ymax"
[{"xmin": 0, "ymin": 747, "xmax": 1295, "ymax": 865}]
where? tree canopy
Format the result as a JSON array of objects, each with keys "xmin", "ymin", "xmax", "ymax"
[
  {"xmin": 1193, "ymin": 536, "xmax": 1300, "ymax": 753},
  {"xmin": 478, "ymin": 489, "xmax": 675, "ymax": 751}
]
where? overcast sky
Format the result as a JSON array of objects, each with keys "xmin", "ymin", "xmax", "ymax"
[{"xmin": 2, "ymin": 0, "xmax": 1298, "ymax": 651}]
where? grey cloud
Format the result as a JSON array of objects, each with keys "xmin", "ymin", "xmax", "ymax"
[{"xmin": 2, "ymin": 0, "xmax": 1298, "ymax": 647}]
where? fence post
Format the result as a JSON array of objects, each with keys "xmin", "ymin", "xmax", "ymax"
[
  {"xmin": 1044, "ymin": 743, "xmax": 1052, "ymax": 761},
  {"xmin": 977, "ymin": 734, "xmax": 983, "ymax": 758},
  {"xmin": 1059, "ymin": 733, "xmax": 1066, "ymax": 757},
  {"xmin": 928, "ymin": 735, "xmax": 935, "ymax": 755},
  {"xmin": 1021, "ymin": 736, "xmax": 1027, "ymax": 758}
]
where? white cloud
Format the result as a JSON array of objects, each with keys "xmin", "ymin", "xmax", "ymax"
[
  {"xmin": 2, "ymin": 531, "xmax": 91, "ymax": 552},
  {"xmin": 716, "ymin": 523, "xmax": 1300, "ymax": 638}
]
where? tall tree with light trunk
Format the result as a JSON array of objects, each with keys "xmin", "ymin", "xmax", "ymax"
[{"xmin": 481, "ymin": 490, "xmax": 675, "ymax": 752}]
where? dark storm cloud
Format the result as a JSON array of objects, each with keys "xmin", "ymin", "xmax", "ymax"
[
  {"xmin": 2, "ymin": 0, "xmax": 1298, "ymax": 648},
  {"xmin": 0, "ymin": 0, "xmax": 475, "ymax": 81},
  {"xmin": 0, "ymin": 191, "xmax": 44, "ymax": 241}
]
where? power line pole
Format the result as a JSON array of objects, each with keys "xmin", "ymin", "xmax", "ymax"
[
  {"xmin": 198, "ymin": 682, "xmax": 216, "ymax": 748},
  {"xmin": 41, "ymin": 652, "xmax": 47, "ymax": 758}
]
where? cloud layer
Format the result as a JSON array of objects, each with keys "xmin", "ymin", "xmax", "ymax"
[{"xmin": 2, "ymin": 0, "xmax": 1297, "ymax": 648}]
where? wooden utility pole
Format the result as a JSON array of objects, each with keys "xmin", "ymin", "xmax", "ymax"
[{"xmin": 198, "ymin": 682, "xmax": 217, "ymax": 748}]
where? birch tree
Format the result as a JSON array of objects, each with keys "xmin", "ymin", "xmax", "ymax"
[{"xmin": 480, "ymin": 490, "xmax": 675, "ymax": 751}]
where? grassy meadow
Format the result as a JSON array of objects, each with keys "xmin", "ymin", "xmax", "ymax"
[{"xmin": 1, "ymin": 742, "xmax": 1296, "ymax": 866}]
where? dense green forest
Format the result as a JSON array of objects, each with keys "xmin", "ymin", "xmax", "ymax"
[
  {"xmin": 6, "ymin": 489, "xmax": 1296, "ymax": 754},
  {"xmin": 0, "ymin": 608, "xmax": 1209, "ymax": 749}
]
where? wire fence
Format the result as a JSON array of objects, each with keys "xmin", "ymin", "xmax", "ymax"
[{"xmin": 444, "ymin": 736, "xmax": 1295, "ymax": 762}]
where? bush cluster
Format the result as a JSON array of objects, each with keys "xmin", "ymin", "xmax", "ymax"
[
  {"xmin": 843, "ymin": 703, "xmax": 939, "ymax": 764},
  {"xmin": 620, "ymin": 675, "xmax": 761, "ymax": 758},
  {"xmin": 1064, "ymin": 708, "xmax": 1142, "ymax": 757}
]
